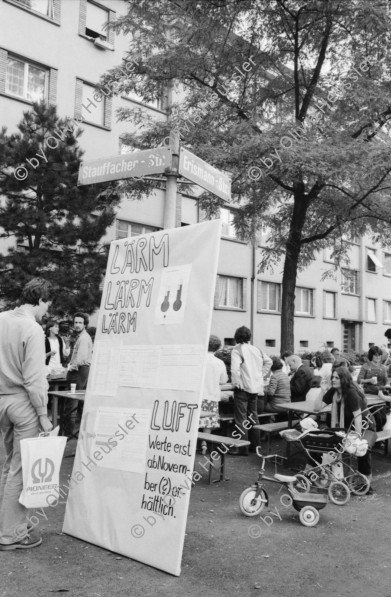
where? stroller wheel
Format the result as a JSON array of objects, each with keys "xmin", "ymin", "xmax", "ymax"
[
  {"xmin": 347, "ymin": 473, "xmax": 370, "ymax": 496},
  {"xmin": 299, "ymin": 506, "xmax": 320, "ymax": 527},
  {"xmin": 239, "ymin": 487, "xmax": 267, "ymax": 517},
  {"xmin": 328, "ymin": 481, "xmax": 350, "ymax": 506},
  {"xmin": 294, "ymin": 474, "xmax": 311, "ymax": 493},
  {"xmin": 312, "ymin": 469, "xmax": 330, "ymax": 488}
]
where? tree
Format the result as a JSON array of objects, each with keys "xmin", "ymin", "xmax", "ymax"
[
  {"xmin": 0, "ymin": 102, "xmax": 120, "ymax": 315},
  {"xmin": 103, "ymin": 0, "xmax": 391, "ymax": 350}
]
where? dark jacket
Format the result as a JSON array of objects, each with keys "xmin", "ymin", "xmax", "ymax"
[
  {"xmin": 45, "ymin": 335, "xmax": 65, "ymax": 366},
  {"xmin": 290, "ymin": 365, "xmax": 314, "ymax": 402}
]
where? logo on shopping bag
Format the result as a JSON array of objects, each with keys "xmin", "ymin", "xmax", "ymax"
[{"xmin": 31, "ymin": 458, "xmax": 55, "ymax": 484}]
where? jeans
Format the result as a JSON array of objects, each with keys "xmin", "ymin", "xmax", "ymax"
[
  {"xmin": 0, "ymin": 395, "xmax": 40, "ymax": 544},
  {"xmin": 64, "ymin": 366, "xmax": 89, "ymax": 437},
  {"xmin": 233, "ymin": 389, "xmax": 260, "ymax": 449}
]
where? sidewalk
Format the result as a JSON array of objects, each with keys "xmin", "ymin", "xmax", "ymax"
[{"xmin": 1, "ymin": 437, "xmax": 390, "ymax": 597}]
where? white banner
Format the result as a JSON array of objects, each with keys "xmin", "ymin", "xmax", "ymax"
[{"xmin": 63, "ymin": 220, "xmax": 221, "ymax": 576}]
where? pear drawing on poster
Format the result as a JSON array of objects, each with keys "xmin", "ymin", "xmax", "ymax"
[{"xmin": 155, "ymin": 265, "xmax": 191, "ymax": 325}]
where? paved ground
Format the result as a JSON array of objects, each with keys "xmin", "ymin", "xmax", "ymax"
[{"xmin": 1, "ymin": 435, "xmax": 391, "ymax": 597}]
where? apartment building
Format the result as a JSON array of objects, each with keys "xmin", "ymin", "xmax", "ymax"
[{"xmin": 1, "ymin": 0, "xmax": 391, "ymax": 354}]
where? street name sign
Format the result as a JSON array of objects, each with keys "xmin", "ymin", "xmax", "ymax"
[
  {"xmin": 78, "ymin": 147, "xmax": 172, "ymax": 185},
  {"xmin": 178, "ymin": 147, "xmax": 231, "ymax": 202}
]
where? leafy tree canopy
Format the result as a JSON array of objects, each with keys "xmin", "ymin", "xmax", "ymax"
[
  {"xmin": 102, "ymin": 0, "xmax": 391, "ymax": 349},
  {"xmin": 0, "ymin": 102, "xmax": 120, "ymax": 316}
]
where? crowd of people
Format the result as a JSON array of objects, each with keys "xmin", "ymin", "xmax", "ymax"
[
  {"xmin": 200, "ymin": 326, "xmax": 391, "ymax": 490},
  {"xmin": 1, "ymin": 278, "xmax": 390, "ymax": 551}
]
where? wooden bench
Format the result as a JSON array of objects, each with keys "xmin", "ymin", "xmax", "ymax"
[
  {"xmin": 217, "ymin": 412, "xmax": 278, "ymax": 435},
  {"xmin": 197, "ymin": 432, "xmax": 250, "ymax": 484},
  {"xmin": 374, "ymin": 429, "xmax": 391, "ymax": 455},
  {"xmin": 253, "ymin": 421, "xmax": 289, "ymax": 455}
]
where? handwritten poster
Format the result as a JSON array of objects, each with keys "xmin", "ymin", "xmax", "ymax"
[{"xmin": 63, "ymin": 220, "xmax": 222, "ymax": 576}]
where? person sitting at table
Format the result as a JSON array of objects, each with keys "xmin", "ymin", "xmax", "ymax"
[
  {"xmin": 199, "ymin": 335, "xmax": 228, "ymax": 454},
  {"xmin": 263, "ymin": 356, "xmax": 291, "ymax": 413},
  {"xmin": 314, "ymin": 367, "xmax": 374, "ymax": 492},
  {"xmin": 358, "ymin": 346, "xmax": 388, "ymax": 395},
  {"xmin": 45, "ymin": 320, "xmax": 69, "ymax": 374},
  {"xmin": 285, "ymin": 354, "xmax": 314, "ymax": 402},
  {"xmin": 315, "ymin": 352, "xmax": 335, "ymax": 392}
]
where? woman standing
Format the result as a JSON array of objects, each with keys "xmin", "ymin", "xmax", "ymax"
[
  {"xmin": 315, "ymin": 367, "xmax": 373, "ymax": 491},
  {"xmin": 358, "ymin": 346, "xmax": 388, "ymax": 395},
  {"xmin": 45, "ymin": 320, "xmax": 69, "ymax": 373}
]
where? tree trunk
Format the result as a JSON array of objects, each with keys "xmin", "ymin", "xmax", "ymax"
[{"xmin": 280, "ymin": 189, "xmax": 310, "ymax": 353}]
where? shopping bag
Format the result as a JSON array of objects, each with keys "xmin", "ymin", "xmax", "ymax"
[{"xmin": 19, "ymin": 431, "xmax": 67, "ymax": 508}]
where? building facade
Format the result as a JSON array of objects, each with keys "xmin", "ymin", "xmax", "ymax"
[{"xmin": 1, "ymin": 0, "xmax": 391, "ymax": 354}]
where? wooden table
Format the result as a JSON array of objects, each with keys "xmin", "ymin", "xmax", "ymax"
[
  {"xmin": 48, "ymin": 374, "xmax": 68, "ymax": 392},
  {"xmin": 48, "ymin": 390, "xmax": 86, "ymax": 432}
]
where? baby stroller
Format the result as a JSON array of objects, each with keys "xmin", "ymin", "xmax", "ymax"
[{"xmin": 281, "ymin": 415, "xmax": 373, "ymax": 503}]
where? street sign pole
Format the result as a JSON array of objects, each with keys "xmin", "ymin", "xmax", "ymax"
[{"xmin": 163, "ymin": 130, "xmax": 180, "ymax": 229}]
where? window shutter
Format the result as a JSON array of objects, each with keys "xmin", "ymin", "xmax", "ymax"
[
  {"xmin": 256, "ymin": 280, "xmax": 262, "ymax": 311},
  {"xmin": 242, "ymin": 278, "xmax": 247, "ymax": 310},
  {"xmin": 107, "ymin": 10, "xmax": 116, "ymax": 46},
  {"xmin": 74, "ymin": 78, "xmax": 83, "ymax": 119},
  {"xmin": 79, "ymin": 0, "xmax": 87, "ymax": 35},
  {"xmin": 0, "ymin": 49, "xmax": 7, "ymax": 94},
  {"xmin": 104, "ymin": 94, "xmax": 112, "ymax": 129},
  {"xmin": 214, "ymin": 276, "xmax": 222, "ymax": 308},
  {"xmin": 48, "ymin": 68, "xmax": 57, "ymax": 105},
  {"xmin": 53, "ymin": 0, "xmax": 61, "ymax": 22}
]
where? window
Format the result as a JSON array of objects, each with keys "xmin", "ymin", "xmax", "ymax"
[
  {"xmin": 384, "ymin": 253, "xmax": 391, "ymax": 276},
  {"xmin": 366, "ymin": 248, "xmax": 383, "ymax": 273},
  {"xmin": 323, "ymin": 246, "xmax": 335, "ymax": 263},
  {"xmin": 214, "ymin": 276, "xmax": 244, "ymax": 309},
  {"xmin": 6, "ymin": 56, "xmax": 48, "ymax": 102},
  {"xmin": 81, "ymin": 82, "xmax": 105, "ymax": 126},
  {"xmin": 343, "ymin": 232, "xmax": 360, "ymax": 244},
  {"xmin": 123, "ymin": 87, "xmax": 166, "ymax": 111},
  {"xmin": 295, "ymin": 287, "xmax": 314, "ymax": 316},
  {"xmin": 324, "ymin": 291, "xmax": 336, "ymax": 319},
  {"xmin": 367, "ymin": 298, "xmax": 376, "ymax": 322},
  {"xmin": 258, "ymin": 223, "xmax": 273, "ymax": 247},
  {"xmin": 299, "ymin": 341, "xmax": 309, "ymax": 348},
  {"xmin": 220, "ymin": 208, "xmax": 237, "ymax": 239},
  {"xmin": 384, "ymin": 301, "xmax": 391, "ymax": 323},
  {"xmin": 258, "ymin": 281, "xmax": 281, "ymax": 312},
  {"xmin": 75, "ymin": 79, "xmax": 111, "ymax": 128},
  {"xmin": 326, "ymin": 341, "xmax": 334, "ymax": 348},
  {"xmin": 265, "ymin": 339, "xmax": 276, "ymax": 347},
  {"xmin": 13, "ymin": 0, "xmax": 55, "ymax": 18},
  {"xmin": 86, "ymin": 1, "xmax": 109, "ymax": 40},
  {"xmin": 115, "ymin": 220, "xmax": 158, "ymax": 240},
  {"xmin": 341, "ymin": 269, "xmax": 359, "ymax": 295}
]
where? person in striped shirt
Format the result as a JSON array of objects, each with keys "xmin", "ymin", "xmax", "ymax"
[{"xmin": 264, "ymin": 356, "xmax": 291, "ymax": 413}]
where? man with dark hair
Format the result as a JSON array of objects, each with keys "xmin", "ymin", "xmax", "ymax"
[
  {"xmin": 64, "ymin": 312, "xmax": 93, "ymax": 438},
  {"xmin": 231, "ymin": 326, "xmax": 272, "ymax": 454},
  {"xmin": 330, "ymin": 347, "xmax": 341, "ymax": 359},
  {"xmin": 0, "ymin": 278, "xmax": 53, "ymax": 550}
]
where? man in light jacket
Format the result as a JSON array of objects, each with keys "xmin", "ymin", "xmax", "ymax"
[
  {"xmin": 0, "ymin": 278, "xmax": 53, "ymax": 550},
  {"xmin": 231, "ymin": 326, "xmax": 272, "ymax": 454}
]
